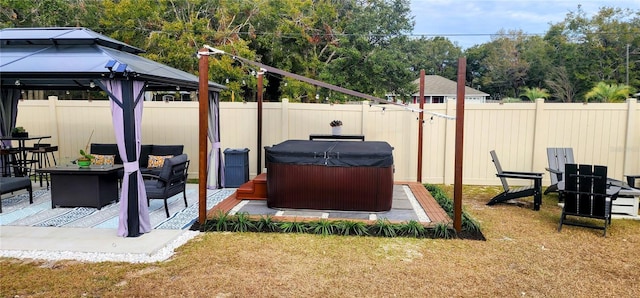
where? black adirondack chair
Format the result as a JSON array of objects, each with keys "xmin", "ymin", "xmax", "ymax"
[
  {"xmin": 558, "ymin": 164, "xmax": 620, "ymax": 237},
  {"xmin": 487, "ymin": 150, "xmax": 543, "ymax": 210},
  {"xmin": 143, "ymin": 154, "xmax": 190, "ymax": 218},
  {"xmin": 545, "ymin": 147, "xmax": 575, "ymax": 195}
]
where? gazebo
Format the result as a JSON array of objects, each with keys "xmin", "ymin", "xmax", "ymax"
[{"xmin": 0, "ymin": 27, "xmax": 226, "ymax": 237}]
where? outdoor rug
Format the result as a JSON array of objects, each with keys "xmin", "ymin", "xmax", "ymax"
[{"xmin": 0, "ymin": 185, "xmax": 235, "ymax": 230}]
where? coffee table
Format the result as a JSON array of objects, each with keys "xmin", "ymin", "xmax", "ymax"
[
  {"xmin": 611, "ymin": 184, "xmax": 640, "ymax": 219},
  {"xmin": 37, "ymin": 165, "xmax": 123, "ymax": 209}
]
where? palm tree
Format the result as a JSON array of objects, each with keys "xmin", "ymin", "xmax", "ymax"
[
  {"xmin": 520, "ymin": 87, "xmax": 550, "ymax": 101},
  {"xmin": 584, "ymin": 82, "xmax": 632, "ymax": 103}
]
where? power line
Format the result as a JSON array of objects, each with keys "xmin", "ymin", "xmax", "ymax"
[{"xmin": 93, "ymin": 26, "xmax": 636, "ymax": 38}]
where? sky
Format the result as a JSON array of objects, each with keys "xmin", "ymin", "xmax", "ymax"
[{"xmin": 409, "ymin": 0, "xmax": 640, "ymax": 49}]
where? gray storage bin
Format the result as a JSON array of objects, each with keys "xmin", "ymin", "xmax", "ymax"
[{"xmin": 224, "ymin": 148, "xmax": 249, "ymax": 187}]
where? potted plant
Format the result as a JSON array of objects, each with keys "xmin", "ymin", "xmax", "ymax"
[
  {"xmin": 76, "ymin": 130, "xmax": 94, "ymax": 168},
  {"xmin": 330, "ymin": 120, "xmax": 342, "ymax": 135},
  {"xmin": 11, "ymin": 126, "xmax": 28, "ymax": 138},
  {"xmin": 77, "ymin": 149, "xmax": 94, "ymax": 168}
]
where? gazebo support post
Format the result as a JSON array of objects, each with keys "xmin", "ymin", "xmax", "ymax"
[
  {"xmin": 122, "ymin": 79, "xmax": 141, "ymax": 237},
  {"xmin": 198, "ymin": 49, "xmax": 209, "ymax": 226}
]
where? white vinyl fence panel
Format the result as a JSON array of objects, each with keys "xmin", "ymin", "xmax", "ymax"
[{"xmin": 14, "ymin": 97, "xmax": 640, "ymax": 187}]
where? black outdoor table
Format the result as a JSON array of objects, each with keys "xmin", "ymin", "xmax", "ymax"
[
  {"xmin": 37, "ymin": 164, "xmax": 123, "ymax": 209},
  {"xmin": 0, "ymin": 135, "xmax": 51, "ymax": 175}
]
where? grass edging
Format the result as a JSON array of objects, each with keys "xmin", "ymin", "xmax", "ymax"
[
  {"xmin": 425, "ymin": 184, "xmax": 484, "ymax": 240},
  {"xmin": 199, "ymin": 184, "xmax": 484, "ymax": 240},
  {"xmin": 201, "ymin": 212, "xmax": 452, "ymax": 239}
]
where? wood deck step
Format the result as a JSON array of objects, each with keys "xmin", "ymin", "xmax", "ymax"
[
  {"xmin": 236, "ymin": 173, "xmax": 267, "ymax": 200},
  {"xmin": 207, "ymin": 192, "xmax": 239, "ymax": 217}
]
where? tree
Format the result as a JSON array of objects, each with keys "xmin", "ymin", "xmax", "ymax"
[
  {"xmin": 464, "ymin": 44, "xmax": 490, "ymax": 95},
  {"xmin": 478, "ymin": 30, "xmax": 530, "ymax": 99},
  {"xmin": 520, "ymin": 87, "xmax": 549, "ymax": 101},
  {"xmin": 407, "ymin": 36, "xmax": 462, "ymax": 80},
  {"xmin": 318, "ymin": 0, "xmax": 415, "ymax": 98},
  {"xmin": 251, "ymin": 0, "xmax": 348, "ymax": 101},
  {"xmin": 546, "ymin": 6, "xmax": 640, "ymax": 99},
  {"xmin": 8, "ymin": 1, "xmax": 640, "ymax": 104},
  {"xmin": 0, "ymin": 0, "xmax": 102, "ymax": 28},
  {"xmin": 584, "ymin": 82, "xmax": 632, "ymax": 103},
  {"xmin": 544, "ymin": 67, "xmax": 576, "ymax": 102},
  {"xmin": 101, "ymin": 0, "xmax": 164, "ymax": 57},
  {"xmin": 520, "ymin": 36, "xmax": 553, "ymax": 88},
  {"xmin": 100, "ymin": 0, "xmax": 265, "ymax": 101}
]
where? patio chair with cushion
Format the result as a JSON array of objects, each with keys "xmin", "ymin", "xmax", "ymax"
[
  {"xmin": 558, "ymin": 164, "xmax": 620, "ymax": 237},
  {"xmin": 545, "ymin": 147, "xmax": 574, "ymax": 195},
  {"xmin": 0, "ymin": 166, "xmax": 33, "ymax": 213},
  {"xmin": 487, "ymin": 150, "xmax": 544, "ymax": 211},
  {"xmin": 142, "ymin": 154, "xmax": 189, "ymax": 217}
]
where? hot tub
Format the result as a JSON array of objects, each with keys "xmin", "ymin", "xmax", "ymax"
[{"xmin": 265, "ymin": 140, "xmax": 394, "ymax": 211}]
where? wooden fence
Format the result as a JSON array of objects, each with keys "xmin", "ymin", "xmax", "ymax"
[{"xmin": 14, "ymin": 97, "xmax": 639, "ymax": 187}]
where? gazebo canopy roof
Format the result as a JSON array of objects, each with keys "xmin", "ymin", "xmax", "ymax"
[{"xmin": 0, "ymin": 27, "xmax": 225, "ymax": 91}]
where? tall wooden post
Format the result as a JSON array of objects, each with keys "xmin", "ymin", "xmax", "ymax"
[
  {"xmin": 257, "ymin": 70, "xmax": 264, "ymax": 175},
  {"xmin": 453, "ymin": 57, "xmax": 466, "ymax": 232},
  {"xmin": 417, "ymin": 69, "xmax": 425, "ymax": 182},
  {"xmin": 197, "ymin": 49, "xmax": 209, "ymax": 225}
]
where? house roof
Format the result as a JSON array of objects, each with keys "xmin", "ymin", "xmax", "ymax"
[
  {"xmin": 412, "ymin": 75, "xmax": 488, "ymax": 97},
  {"xmin": 0, "ymin": 27, "xmax": 225, "ymax": 91}
]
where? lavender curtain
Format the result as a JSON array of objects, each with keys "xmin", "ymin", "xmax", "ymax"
[
  {"xmin": 207, "ymin": 91, "xmax": 224, "ymax": 189},
  {"xmin": 101, "ymin": 79, "xmax": 150, "ymax": 237}
]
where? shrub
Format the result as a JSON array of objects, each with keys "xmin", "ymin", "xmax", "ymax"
[
  {"xmin": 462, "ymin": 213, "xmax": 481, "ymax": 233},
  {"xmin": 256, "ymin": 215, "xmax": 279, "ymax": 232},
  {"xmin": 433, "ymin": 222, "xmax": 454, "ymax": 239},
  {"xmin": 371, "ymin": 218, "xmax": 397, "ymax": 237},
  {"xmin": 398, "ymin": 220, "xmax": 425, "ymax": 238},
  {"xmin": 337, "ymin": 220, "xmax": 369, "ymax": 236},
  {"xmin": 310, "ymin": 219, "xmax": 335, "ymax": 236},
  {"xmin": 280, "ymin": 220, "xmax": 307, "ymax": 233},
  {"xmin": 230, "ymin": 212, "xmax": 255, "ymax": 232},
  {"xmin": 205, "ymin": 210, "xmax": 231, "ymax": 232}
]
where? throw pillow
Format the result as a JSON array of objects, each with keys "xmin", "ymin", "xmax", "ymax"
[
  {"xmin": 148, "ymin": 155, "xmax": 173, "ymax": 168},
  {"xmin": 92, "ymin": 154, "xmax": 115, "ymax": 166}
]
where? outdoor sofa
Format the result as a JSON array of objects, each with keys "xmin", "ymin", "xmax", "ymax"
[{"xmin": 90, "ymin": 143, "xmax": 184, "ymax": 176}]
